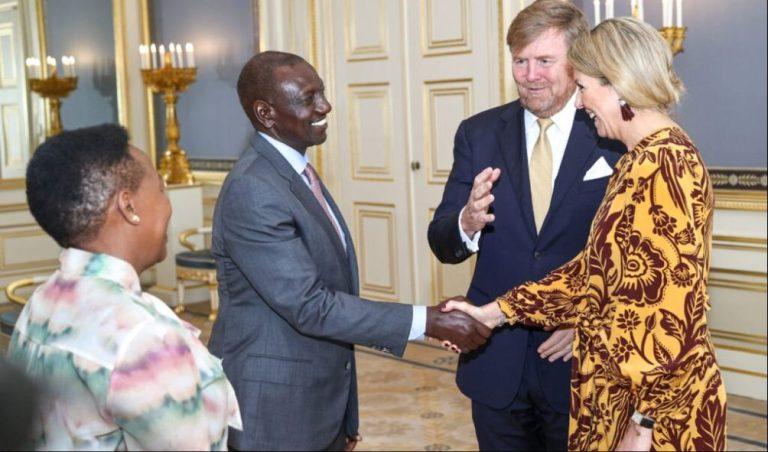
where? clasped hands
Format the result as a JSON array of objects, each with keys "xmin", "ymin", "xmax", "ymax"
[{"xmin": 430, "ymin": 297, "xmax": 574, "ymax": 361}]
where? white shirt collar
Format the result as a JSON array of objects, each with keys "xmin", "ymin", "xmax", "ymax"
[
  {"xmin": 259, "ymin": 132, "xmax": 308, "ymax": 175},
  {"xmin": 523, "ymin": 90, "xmax": 578, "ymax": 136}
]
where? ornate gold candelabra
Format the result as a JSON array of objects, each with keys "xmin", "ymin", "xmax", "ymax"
[
  {"xmin": 141, "ymin": 53, "xmax": 196, "ymax": 184},
  {"xmin": 659, "ymin": 26, "xmax": 686, "ymax": 56},
  {"xmin": 29, "ymin": 75, "xmax": 78, "ymax": 137}
]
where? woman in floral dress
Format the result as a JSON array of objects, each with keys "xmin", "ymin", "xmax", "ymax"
[
  {"xmin": 9, "ymin": 124, "xmax": 241, "ymax": 450},
  {"xmin": 445, "ymin": 18, "xmax": 726, "ymax": 451}
]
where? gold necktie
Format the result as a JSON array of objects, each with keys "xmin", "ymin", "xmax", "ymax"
[{"xmin": 530, "ymin": 118, "xmax": 554, "ymax": 232}]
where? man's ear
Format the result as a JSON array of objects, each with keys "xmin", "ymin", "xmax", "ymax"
[
  {"xmin": 253, "ymin": 100, "xmax": 275, "ymax": 129},
  {"xmin": 116, "ymin": 189, "xmax": 140, "ymax": 225}
]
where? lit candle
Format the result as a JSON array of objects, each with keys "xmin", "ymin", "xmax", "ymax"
[
  {"xmin": 69, "ymin": 56, "xmax": 76, "ymax": 77},
  {"xmin": 159, "ymin": 44, "xmax": 166, "ymax": 67},
  {"xmin": 61, "ymin": 56, "xmax": 68, "ymax": 76},
  {"xmin": 150, "ymin": 43, "xmax": 158, "ymax": 69},
  {"xmin": 638, "ymin": 0, "xmax": 644, "ymax": 21},
  {"xmin": 185, "ymin": 43, "xmax": 195, "ymax": 67},
  {"xmin": 139, "ymin": 44, "xmax": 147, "ymax": 69},
  {"xmin": 25, "ymin": 58, "xmax": 39, "ymax": 78},
  {"xmin": 169, "ymin": 42, "xmax": 177, "ymax": 67},
  {"xmin": 176, "ymin": 43, "xmax": 184, "ymax": 67},
  {"xmin": 676, "ymin": 0, "xmax": 683, "ymax": 27},
  {"xmin": 46, "ymin": 56, "xmax": 57, "ymax": 76},
  {"xmin": 606, "ymin": 0, "xmax": 614, "ymax": 19},
  {"xmin": 593, "ymin": 0, "xmax": 600, "ymax": 24},
  {"xmin": 661, "ymin": 0, "xmax": 669, "ymax": 27}
]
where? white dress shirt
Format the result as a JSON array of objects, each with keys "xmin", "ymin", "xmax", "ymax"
[
  {"xmin": 459, "ymin": 92, "xmax": 578, "ymax": 251},
  {"xmin": 260, "ymin": 132, "xmax": 426, "ymax": 340}
]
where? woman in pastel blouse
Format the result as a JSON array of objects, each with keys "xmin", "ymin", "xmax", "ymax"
[
  {"xmin": 445, "ymin": 18, "xmax": 726, "ymax": 451},
  {"xmin": 9, "ymin": 124, "xmax": 241, "ymax": 450}
]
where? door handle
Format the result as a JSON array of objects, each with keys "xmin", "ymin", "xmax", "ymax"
[{"xmin": 411, "ymin": 161, "xmax": 421, "ymax": 171}]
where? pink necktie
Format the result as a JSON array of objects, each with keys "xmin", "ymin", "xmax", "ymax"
[{"xmin": 303, "ymin": 163, "xmax": 344, "ymax": 242}]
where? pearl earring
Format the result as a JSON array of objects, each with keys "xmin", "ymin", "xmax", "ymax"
[{"xmin": 131, "ymin": 214, "xmax": 141, "ymax": 223}]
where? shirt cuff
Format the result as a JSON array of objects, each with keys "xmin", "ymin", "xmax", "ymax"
[
  {"xmin": 458, "ymin": 207, "xmax": 481, "ymax": 253},
  {"xmin": 408, "ymin": 306, "xmax": 427, "ymax": 340}
]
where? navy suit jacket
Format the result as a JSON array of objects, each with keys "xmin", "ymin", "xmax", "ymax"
[{"xmin": 428, "ymin": 100, "xmax": 623, "ymax": 412}]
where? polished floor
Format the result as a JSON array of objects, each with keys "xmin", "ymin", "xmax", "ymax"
[{"xmin": 2, "ymin": 301, "xmax": 766, "ymax": 451}]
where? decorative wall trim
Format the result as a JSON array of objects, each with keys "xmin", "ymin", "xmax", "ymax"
[
  {"xmin": 113, "ymin": 0, "xmax": 129, "ymax": 128},
  {"xmin": 0, "ymin": 228, "xmax": 58, "ymax": 271},
  {"xmin": 347, "ymin": 82, "xmax": 394, "ymax": 182},
  {"xmin": 714, "ymin": 188, "xmax": 766, "ymax": 211},
  {"xmin": 712, "ymin": 234, "xmax": 767, "ymax": 252},
  {"xmin": 428, "ymin": 208, "xmax": 475, "ymax": 304},
  {"xmin": 0, "ymin": 177, "xmax": 23, "ymax": 190},
  {"xmin": 710, "ymin": 167, "xmax": 767, "ymax": 191},
  {"xmin": 0, "ymin": 202, "xmax": 27, "ymax": 213},
  {"xmin": 189, "ymin": 159, "xmax": 235, "ymax": 172},
  {"xmin": 353, "ymin": 202, "xmax": 398, "ymax": 300},
  {"xmin": 423, "ymin": 78, "xmax": 473, "ymax": 185},
  {"xmin": 710, "ymin": 328, "xmax": 767, "ymax": 344},
  {"xmin": 343, "ymin": 0, "xmax": 388, "ymax": 62},
  {"xmin": 420, "ymin": 0, "xmax": 471, "ymax": 57},
  {"xmin": 719, "ymin": 365, "xmax": 767, "ymax": 379},
  {"xmin": 193, "ymin": 170, "xmax": 227, "ymax": 185}
]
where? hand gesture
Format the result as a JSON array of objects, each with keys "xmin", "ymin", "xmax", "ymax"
[
  {"xmin": 441, "ymin": 297, "xmax": 505, "ymax": 330},
  {"xmin": 460, "ymin": 167, "xmax": 501, "ymax": 237},
  {"xmin": 425, "ymin": 298, "xmax": 492, "ymax": 354},
  {"xmin": 538, "ymin": 326, "xmax": 575, "ymax": 362}
]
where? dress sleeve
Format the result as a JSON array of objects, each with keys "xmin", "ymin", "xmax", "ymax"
[
  {"xmin": 496, "ymin": 249, "xmax": 589, "ymax": 329},
  {"xmin": 105, "ymin": 320, "xmax": 233, "ymax": 450},
  {"xmin": 607, "ymin": 141, "xmax": 714, "ymax": 420}
]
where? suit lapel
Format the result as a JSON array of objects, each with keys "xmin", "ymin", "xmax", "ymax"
[
  {"xmin": 539, "ymin": 110, "xmax": 598, "ymax": 234},
  {"xmin": 322, "ymin": 186, "xmax": 358, "ymax": 294},
  {"xmin": 495, "ymin": 104, "xmax": 537, "ymax": 240},
  {"xmin": 254, "ymin": 135, "xmax": 350, "ymax": 270}
]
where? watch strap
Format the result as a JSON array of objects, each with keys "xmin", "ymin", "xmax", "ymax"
[{"xmin": 631, "ymin": 410, "xmax": 655, "ymax": 429}]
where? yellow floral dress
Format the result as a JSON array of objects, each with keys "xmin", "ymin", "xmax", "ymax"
[{"xmin": 498, "ymin": 127, "xmax": 727, "ymax": 451}]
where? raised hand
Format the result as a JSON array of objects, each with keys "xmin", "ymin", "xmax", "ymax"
[
  {"xmin": 425, "ymin": 300, "xmax": 492, "ymax": 354},
  {"xmin": 460, "ymin": 167, "xmax": 501, "ymax": 237}
]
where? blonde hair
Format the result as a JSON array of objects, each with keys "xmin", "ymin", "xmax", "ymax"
[
  {"xmin": 506, "ymin": 0, "xmax": 589, "ymax": 54},
  {"xmin": 568, "ymin": 17, "xmax": 684, "ymax": 111}
]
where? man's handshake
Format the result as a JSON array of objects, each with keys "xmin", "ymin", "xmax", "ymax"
[{"xmin": 424, "ymin": 296, "xmax": 492, "ymax": 353}]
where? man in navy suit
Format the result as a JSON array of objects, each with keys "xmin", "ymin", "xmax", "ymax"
[{"xmin": 428, "ymin": 1, "xmax": 623, "ymax": 450}]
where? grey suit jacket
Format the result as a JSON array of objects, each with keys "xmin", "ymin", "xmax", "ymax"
[{"xmin": 208, "ymin": 133, "xmax": 413, "ymax": 451}]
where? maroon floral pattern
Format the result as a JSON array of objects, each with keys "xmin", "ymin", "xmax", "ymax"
[{"xmin": 497, "ymin": 128, "xmax": 726, "ymax": 451}]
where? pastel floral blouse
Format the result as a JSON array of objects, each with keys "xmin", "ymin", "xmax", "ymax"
[
  {"xmin": 498, "ymin": 128, "xmax": 726, "ymax": 451},
  {"xmin": 8, "ymin": 248, "xmax": 241, "ymax": 450}
]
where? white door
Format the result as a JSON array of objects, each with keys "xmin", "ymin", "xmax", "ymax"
[
  {"xmin": 404, "ymin": 0, "xmax": 502, "ymax": 306},
  {"xmin": 326, "ymin": 0, "xmax": 508, "ymax": 306},
  {"xmin": 0, "ymin": 1, "xmax": 31, "ymax": 179},
  {"xmin": 329, "ymin": 0, "xmax": 415, "ymax": 303}
]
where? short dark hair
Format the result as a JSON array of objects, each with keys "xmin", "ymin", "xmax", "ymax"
[
  {"xmin": 25, "ymin": 124, "xmax": 145, "ymax": 248},
  {"xmin": 237, "ymin": 51, "xmax": 308, "ymax": 127}
]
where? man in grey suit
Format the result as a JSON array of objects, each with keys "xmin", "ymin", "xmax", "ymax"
[{"xmin": 208, "ymin": 51, "xmax": 491, "ymax": 451}]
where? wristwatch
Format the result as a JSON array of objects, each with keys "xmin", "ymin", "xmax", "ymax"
[{"xmin": 631, "ymin": 410, "xmax": 656, "ymax": 429}]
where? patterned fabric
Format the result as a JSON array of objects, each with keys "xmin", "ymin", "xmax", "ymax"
[
  {"xmin": 8, "ymin": 248, "xmax": 241, "ymax": 451},
  {"xmin": 497, "ymin": 127, "xmax": 727, "ymax": 451}
]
